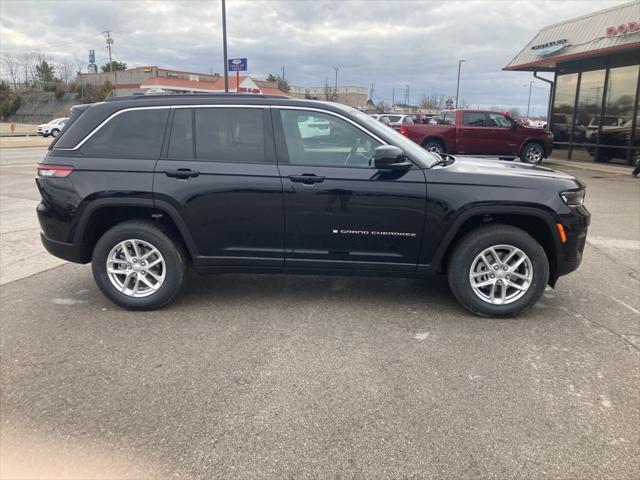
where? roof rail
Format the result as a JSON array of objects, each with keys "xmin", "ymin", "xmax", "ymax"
[{"xmin": 104, "ymin": 92, "xmax": 290, "ymax": 102}]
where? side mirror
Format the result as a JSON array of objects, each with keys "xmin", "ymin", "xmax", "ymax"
[{"xmin": 373, "ymin": 146, "xmax": 412, "ymax": 170}]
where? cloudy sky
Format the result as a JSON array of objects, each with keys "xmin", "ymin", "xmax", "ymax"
[{"xmin": 0, "ymin": 0, "xmax": 629, "ymax": 115}]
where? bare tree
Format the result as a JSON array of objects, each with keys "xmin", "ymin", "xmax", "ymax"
[
  {"xmin": 418, "ymin": 93, "xmax": 448, "ymax": 111},
  {"xmin": 17, "ymin": 52, "xmax": 33, "ymax": 85},
  {"xmin": 57, "ymin": 58, "xmax": 74, "ymax": 84},
  {"xmin": 2, "ymin": 53, "xmax": 19, "ymax": 89},
  {"xmin": 375, "ymin": 100, "xmax": 390, "ymax": 113}
]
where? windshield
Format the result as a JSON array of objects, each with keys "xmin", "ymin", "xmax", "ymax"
[{"xmin": 350, "ymin": 110, "xmax": 442, "ymax": 167}]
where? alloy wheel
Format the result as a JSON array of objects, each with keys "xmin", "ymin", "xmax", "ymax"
[
  {"xmin": 106, "ymin": 239, "xmax": 166, "ymax": 298},
  {"xmin": 469, "ymin": 244, "xmax": 533, "ymax": 305},
  {"xmin": 525, "ymin": 145, "xmax": 543, "ymax": 164}
]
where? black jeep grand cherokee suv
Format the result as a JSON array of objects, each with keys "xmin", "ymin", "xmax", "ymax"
[{"xmin": 37, "ymin": 94, "xmax": 589, "ymax": 317}]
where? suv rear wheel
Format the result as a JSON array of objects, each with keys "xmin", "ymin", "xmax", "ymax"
[
  {"xmin": 447, "ymin": 225, "xmax": 549, "ymax": 317},
  {"xmin": 92, "ymin": 221, "xmax": 187, "ymax": 310}
]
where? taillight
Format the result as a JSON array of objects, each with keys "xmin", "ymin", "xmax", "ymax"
[
  {"xmin": 399, "ymin": 126, "xmax": 409, "ymax": 137},
  {"xmin": 37, "ymin": 165, "xmax": 74, "ymax": 178}
]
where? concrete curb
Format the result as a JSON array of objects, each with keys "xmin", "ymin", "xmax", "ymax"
[{"xmin": 0, "ymin": 139, "xmax": 51, "ymax": 149}]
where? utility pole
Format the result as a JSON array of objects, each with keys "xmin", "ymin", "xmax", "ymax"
[
  {"xmin": 221, "ymin": 0, "xmax": 229, "ymax": 92},
  {"xmin": 333, "ymin": 66, "xmax": 339, "ymax": 102},
  {"xmin": 103, "ymin": 30, "xmax": 115, "ymax": 96},
  {"xmin": 392, "ymin": 88, "xmax": 395, "ymax": 106},
  {"xmin": 369, "ymin": 83, "xmax": 374, "ymax": 103},
  {"xmin": 406, "ymin": 85, "xmax": 410, "ymax": 107},
  {"xmin": 281, "ymin": 66, "xmax": 285, "ymax": 81},
  {"xmin": 455, "ymin": 59, "xmax": 465, "ymax": 108}
]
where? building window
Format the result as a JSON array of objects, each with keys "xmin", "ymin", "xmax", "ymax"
[
  {"xmin": 551, "ymin": 73, "xmax": 578, "ymax": 145},
  {"xmin": 597, "ymin": 65, "xmax": 639, "ymax": 164}
]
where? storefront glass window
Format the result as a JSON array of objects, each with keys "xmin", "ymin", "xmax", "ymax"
[
  {"xmin": 572, "ymin": 69, "xmax": 606, "ymax": 162},
  {"xmin": 597, "ymin": 65, "xmax": 639, "ymax": 165},
  {"xmin": 551, "ymin": 73, "xmax": 578, "ymax": 156}
]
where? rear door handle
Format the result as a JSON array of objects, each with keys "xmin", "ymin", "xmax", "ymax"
[
  {"xmin": 164, "ymin": 169, "xmax": 200, "ymax": 179},
  {"xmin": 289, "ymin": 174, "xmax": 325, "ymax": 185}
]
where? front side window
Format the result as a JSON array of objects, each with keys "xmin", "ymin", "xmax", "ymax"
[
  {"xmin": 279, "ymin": 110, "xmax": 381, "ymax": 168},
  {"xmin": 195, "ymin": 108, "xmax": 266, "ymax": 163},
  {"xmin": 462, "ymin": 112, "xmax": 486, "ymax": 127},
  {"xmin": 81, "ymin": 109, "xmax": 169, "ymax": 158},
  {"xmin": 487, "ymin": 113, "xmax": 512, "ymax": 128}
]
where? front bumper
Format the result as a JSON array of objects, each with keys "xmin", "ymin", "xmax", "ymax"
[{"xmin": 555, "ymin": 204, "xmax": 590, "ymax": 279}]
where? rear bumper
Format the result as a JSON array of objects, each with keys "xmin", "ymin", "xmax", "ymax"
[{"xmin": 40, "ymin": 233, "xmax": 86, "ymax": 263}]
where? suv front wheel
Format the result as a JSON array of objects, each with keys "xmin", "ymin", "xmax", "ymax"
[
  {"xmin": 447, "ymin": 225, "xmax": 549, "ymax": 317},
  {"xmin": 92, "ymin": 221, "xmax": 187, "ymax": 310}
]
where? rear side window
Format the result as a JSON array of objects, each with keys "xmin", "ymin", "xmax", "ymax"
[
  {"xmin": 195, "ymin": 108, "xmax": 266, "ymax": 163},
  {"xmin": 462, "ymin": 112, "xmax": 486, "ymax": 127},
  {"xmin": 402, "ymin": 116, "xmax": 414, "ymax": 124},
  {"xmin": 81, "ymin": 109, "xmax": 169, "ymax": 158}
]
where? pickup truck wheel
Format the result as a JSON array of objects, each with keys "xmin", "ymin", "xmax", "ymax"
[
  {"xmin": 520, "ymin": 143, "xmax": 544, "ymax": 164},
  {"xmin": 92, "ymin": 221, "xmax": 187, "ymax": 310},
  {"xmin": 423, "ymin": 141, "xmax": 444, "ymax": 155},
  {"xmin": 447, "ymin": 225, "xmax": 549, "ymax": 318},
  {"xmin": 51, "ymin": 129, "xmax": 60, "ymax": 137}
]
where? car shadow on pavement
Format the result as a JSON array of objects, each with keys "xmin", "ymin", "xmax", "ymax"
[{"xmin": 175, "ymin": 272, "xmax": 468, "ymax": 318}]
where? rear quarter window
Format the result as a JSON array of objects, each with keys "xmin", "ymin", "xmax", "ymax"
[{"xmin": 80, "ymin": 108, "xmax": 169, "ymax": 158}]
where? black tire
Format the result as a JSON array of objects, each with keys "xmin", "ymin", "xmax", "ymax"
[
  {"xmin": 447, "ymin": 225, "xmax": 549, "ymax": 318},
  {"xmin": 520, "ymin": 142, "xmax": 545, "ymax": 164},
  {"xmin": 423, "ymin": 140, "xmax": 444, "ymax": 155},
  {"xmin": 92, "ymin": 221, "xmax": 187, "ymax": 310},
  {"xmin": 51, "ymin": 129, "xmax": 60, "ymax": 137}
]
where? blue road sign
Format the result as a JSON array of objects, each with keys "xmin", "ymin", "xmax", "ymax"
[{"xmin": 228, "ymin": 58, "xmax": 247, "ymax": 72}]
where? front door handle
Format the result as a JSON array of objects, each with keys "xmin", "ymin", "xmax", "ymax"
[
  {"xmin": 289, "ymin": 174, "xmax": 325, "ymax": 185},
  {"xmin": 164, "ymin": 169, "xmax": 200, "ymax": 179}
]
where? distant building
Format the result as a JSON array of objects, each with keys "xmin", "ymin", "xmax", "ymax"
[
  {"xmin": 504, "ymin": 0, "xmax": 639, "ymax": 165},
  {"xmin": 77, "ymin": 66, "xmax": 287, "ymax": 96},
  {"xmin": 289, "ymin": 84, "xmax": 369, "ymax": 108}
]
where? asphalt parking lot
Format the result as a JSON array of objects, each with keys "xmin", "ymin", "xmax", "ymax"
[{"xmin": 1, "ymin": 146, "xmax": 639, "ymax": 479}]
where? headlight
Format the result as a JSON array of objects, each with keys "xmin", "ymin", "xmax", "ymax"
[{"xmin": 560, "ymin": 189, "xmax": 585, "ymax": 207}]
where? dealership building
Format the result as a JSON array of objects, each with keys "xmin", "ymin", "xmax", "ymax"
[{"xmin": 504, "ymin": 0, "xmax": 639, "ymax": 166}]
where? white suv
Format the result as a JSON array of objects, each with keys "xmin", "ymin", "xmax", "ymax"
[{"xmin": 37, "ymin": 117, "xmax": 68, "ymax": 138}]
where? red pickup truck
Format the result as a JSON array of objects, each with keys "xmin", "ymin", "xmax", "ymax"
[{"xmin": 398, "ymin": 109, "xmax": 554, "ymax": 164}]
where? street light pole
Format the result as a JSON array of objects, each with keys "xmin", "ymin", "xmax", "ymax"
[
  {"xmin": 221, "ymin": 0, "xmax": 229, "ymax": 93},
  {"xmin": 526, "ymin": 80, "xmax": 534, "ymax": 118},
  {"xmin": 333, "ymin": 66, "xmax": 339, "ymax": 102},
  {"xmin": 455, "ymin": 59, "xmax": 466, "ymax": 108}
]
